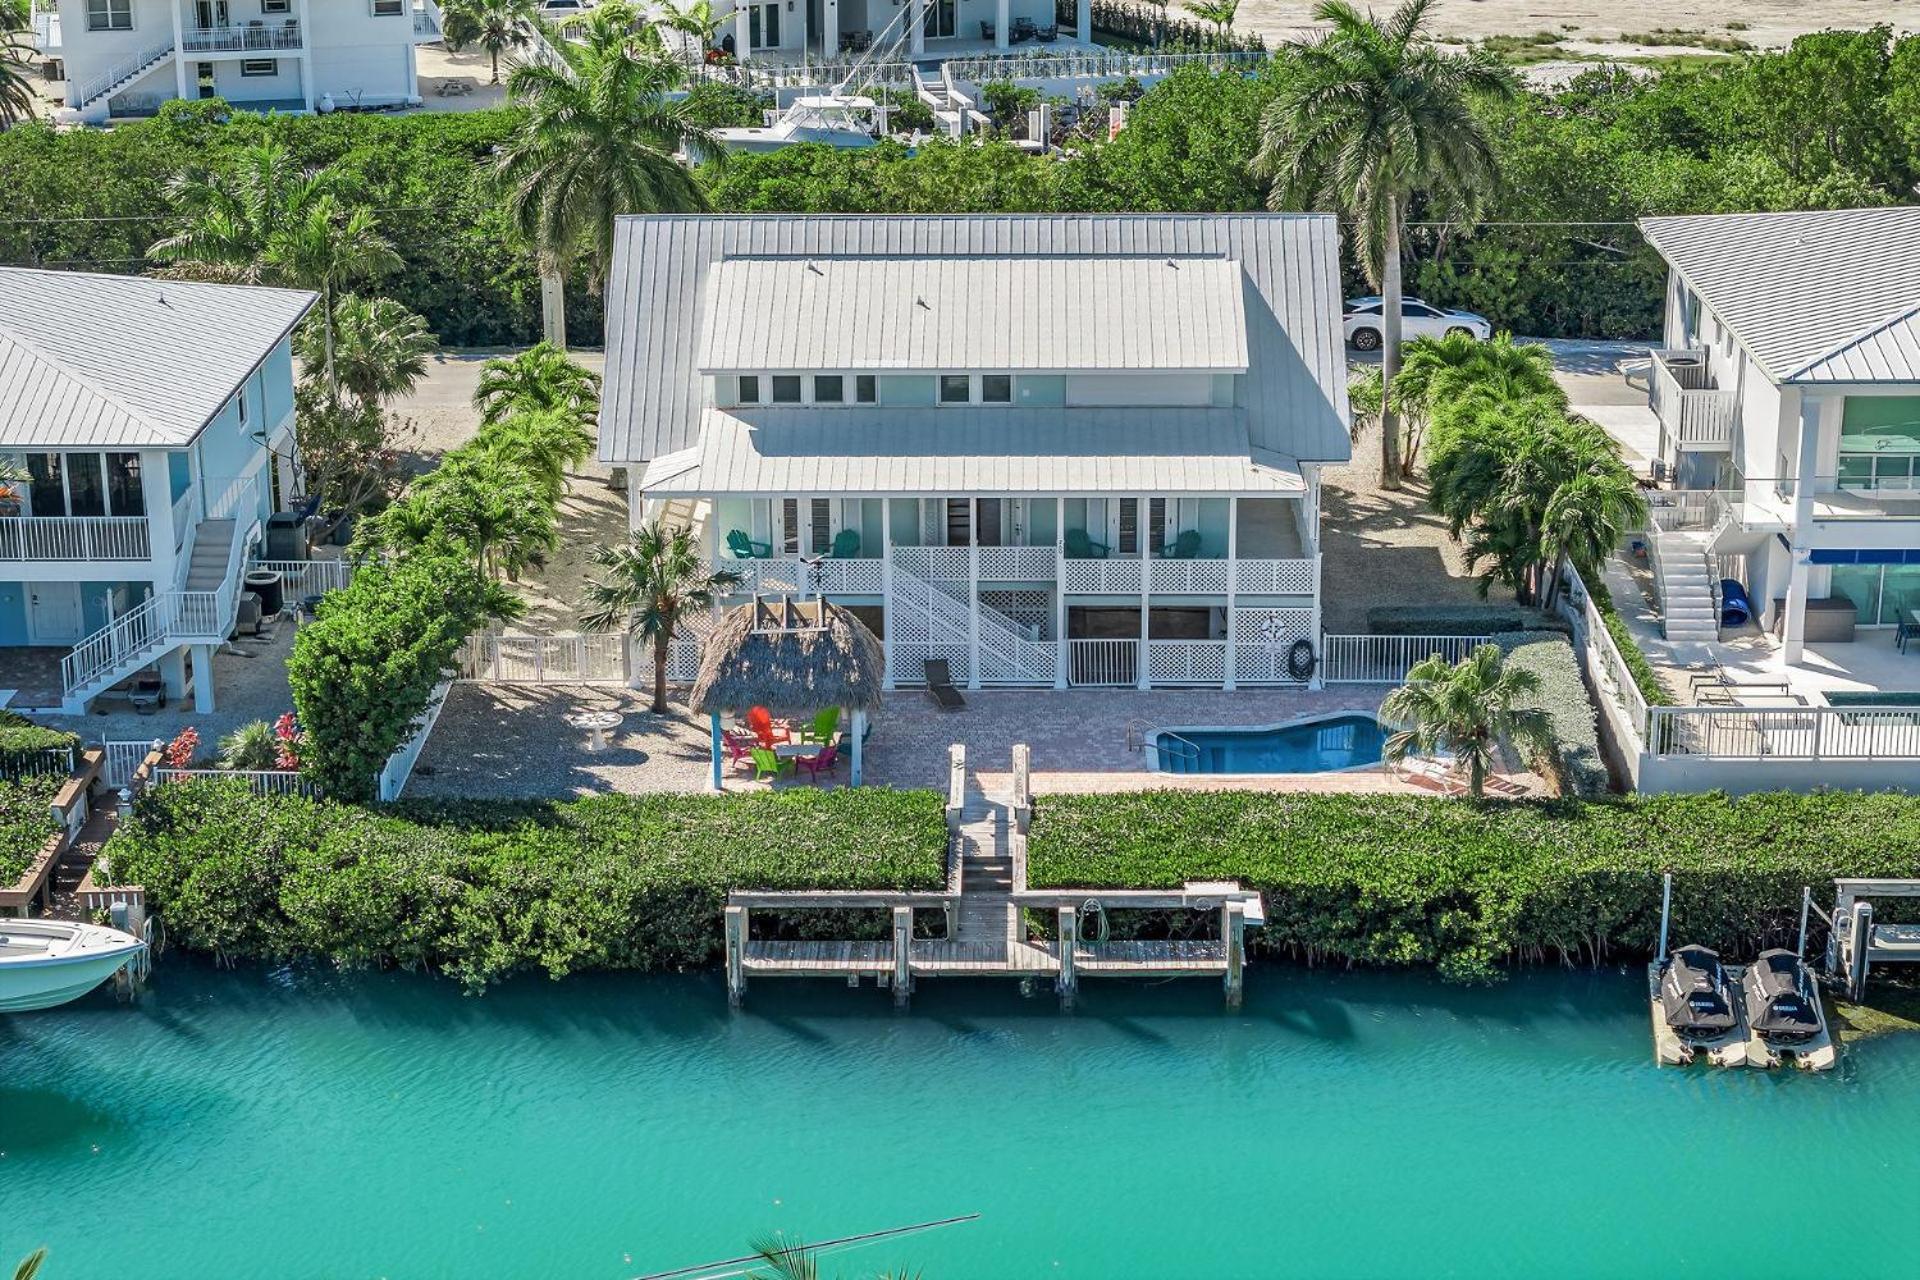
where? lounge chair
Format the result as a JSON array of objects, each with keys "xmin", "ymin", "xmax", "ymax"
[
  {"xmin": 727, "ymin": 529, "xmax": 772, "ymax": 560},
  {"xmin": 1161, "ymin": 529, "xmax": 1202, "ymax": 559},
  {"xmin": 750, "ymin": 746, "xmax": 787, "ymax": 782},
  {"xmin": 1064, "ymin": 528, "xmax": 1109, "ymax": 560},
  {"xmin": 800, "ymin": 706, "xmax": 841, "ymax": 744},
  {"xmin": 830, "ymin": 529, "xmax": 861, "ymax": 558},
  {"xmin": 979, "ymin": 20, "xmax": 995, "ymax": 39},
  {"xmin": 922, "ymin": 658, "xmax": 966, "ymax": 711},
  {"xmin": 798, "ymin": 743, "xmax": 840, "ymax": 782},
  {"xmin": 746, "ymin": 705, "xmax": 790, "ymax": 748}
]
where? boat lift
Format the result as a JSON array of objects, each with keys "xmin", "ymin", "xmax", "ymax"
[{"xmin": 1827, "ymin": 878, "xmax": 1920, "ymax": 1001}]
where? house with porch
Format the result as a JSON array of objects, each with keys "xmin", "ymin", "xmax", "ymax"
[
  {"xmin": 0, "ymin": 267, "xmax": 313, "ymax": 713},
  {"xmin": 598, "ymin": 213, "xmax": 1350, "ymax": 693},
  {"xmin": 32, "ymin": 0, "xmax": 442, "ymax": 124},
  {"xmin": 703, "ymin": 0, "xmax": 1088, "ymax": 62},
  {"xmin": 1638, "ymin": 207, "xmax": 1920, "ymax": 664}
]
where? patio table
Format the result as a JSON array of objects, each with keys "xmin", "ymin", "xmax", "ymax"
[
  {"xmin": 566, "ymin": 710, "xmax": 622, "ymax": 752},
  {"xmin": 774, "ymin": 743, "xmax": 824, "ymax": 762}
]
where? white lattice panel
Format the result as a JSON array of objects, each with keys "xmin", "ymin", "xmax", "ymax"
[
  {"xmin": 1147, "ymin": 640, "xmax": 1227, "ymax": 684},
  {"xmin": 1150, "ymin": 560, "xmax": 1231, "ymax": 593},
  {"xmin": 1234, "ymin": 559, "xmax": 1317, "ymax": 595},
  {"xmin": 978, "ymin": 546, "xmax": 1058, "ymax": 581},
  {"xmin": 1062, "ymin": 559, "xmax": 1143, "ymax": 593}
]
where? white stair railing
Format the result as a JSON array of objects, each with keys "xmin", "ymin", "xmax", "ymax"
[{"xmin": 75, "ymin": 39, "xmax": 175, "ymax": 109}]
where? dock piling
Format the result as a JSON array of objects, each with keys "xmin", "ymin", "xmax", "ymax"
[
  {"xmin": 725, "ymin": 905, "xmax": 748, "ymax": 1007},
  {"xmin": 1848, "ymin": 900, "xmax": 1873, "ymax": 1000},
  {"xmin": 1056, "ymin": 907, "xmax": 1078, "ymax": 1010},
  {"xmin": 1223, "ymin": 900, "xmax": 1246, "ymax": 1010},
  {"xmin": 891, "ymin": 906, "xmax": 913, "ymax": 1007}
]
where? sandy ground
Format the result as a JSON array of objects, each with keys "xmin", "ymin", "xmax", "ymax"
[
  {"xmin": 389, "ymin": 349, "xmax": 625, "ymax": 632},
  {"xmin": 1220, "ymin": 0, "xmax": 1914, "ymax": 51},
  {"xmin": 411, "ymin": 42, "xmax": 513, "ymax": 112}
]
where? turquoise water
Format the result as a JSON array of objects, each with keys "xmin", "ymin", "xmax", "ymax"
[
  {"xmin": 6, "ymin": 961, "xmax": 1920, "ymax": 1278},
  {"xmin": 1152, "ymin": 714, "xmax": 1386, "ymax": 773}
]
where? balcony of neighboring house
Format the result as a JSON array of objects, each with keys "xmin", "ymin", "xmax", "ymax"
[
  {"xmin": 0, "ymin": 453, "xmax": 156, "ymax": 566},
  {"xmin": 412, "ymin": 0, "xmax": 443, "ymax": 41},
  {"xmin": 178, "ymin": 17, "xmax": 304, "ymax": 55},
  {"xmin": 1649, "ymin": 347, "xmax": 1736, "ymax": 458}
]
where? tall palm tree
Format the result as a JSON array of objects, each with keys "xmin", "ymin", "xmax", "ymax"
[
  {"xmin": 0, "ymin": 0, "xmax": 34, "ymax": 130},
  {"xmin": 292, "ymin": 294, "xmax": 435, "ymax": 408},
  {"xmin": 1255, "ymin": 0, "xmax": 1513, "ymax": 489},
  {"xmin": 475, "ymin": 411, "xmax": 596, "ymax": 502},
  {"xmin": 472, "ymin": 342, "xmax": 602, "ymax": 429},
  {"xmin": 399, "ymin": 453, "xmax": 559, "ymax": 579},
  {"xmin": 442, "ymin": 0, "xmax": 536, "ymax": 82},
  {"xmin": 580, "ymin": 521, "xmax": 741, "ymax": 713},
  {"xmin": 496, "ymin": 1, "xmax": 723, "ymax": 347},
  {"xmin": 1186, "ymin": 0, "xmax": 1239, "ymax": 34},
  {"xmin": 1379, "ymin": 644, "xmax": 1553, "ymax": 800}
]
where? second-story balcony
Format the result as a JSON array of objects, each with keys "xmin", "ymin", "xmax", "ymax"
[
  {"xmin": 0, "ymin": 515, "xmax": 151, "ymax": 562},
  {"xmin": 180, "ymin": 20, "xmax": 303, "ymax": 54},
  {"xmin": 1650, "ymin": 347, "xmax": 1736, "ymax": 452}
]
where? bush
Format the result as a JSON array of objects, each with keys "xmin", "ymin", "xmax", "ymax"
[
  {"xmin": 0, "ymin": 773, "xmax": 64, "ymax": 886},
  {"xmin": 1492, "ymin": 631, "xmax": 1608, "ymax": 796},
  {"xmin": 218, "ymin": 721, "xmax": 280, "ymax": 772},
  {"xmin": 1026, "ymin": 791, "xmax": 1920, "ymax": 981},
  {"xmin": 107, "ymin": 782, "xmax": 950, "ymax": 988},
  {"xmin": 1582, "ymin": 577, "xmax": 1674, "ymax": 708},
  {"xmin": 1364, "ymin": 605, "xmax": 1566, "ymax": 636}
]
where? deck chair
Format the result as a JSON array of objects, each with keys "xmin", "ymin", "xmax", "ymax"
[
  {"xmin": 1064, "ymin": 528, "xmax": 1110, "ymax": 560},
  {"xmin": 829, "ymin": 529, "xmax": 861, "ymax": 559},
  {"xmin": 727, "ymin": 529, "xmax": 772, "ymax": 560},
  {"xmin": 800, "ymin": 706, "xmax": 841, "ymax": 744},
  {"xmin": 750, "ymin": 746, "xmax": 787, "ymax": 782},
  {"xmin": 1161, "ymin": 529, "xmax": 1202, "ymax": 559},
  {"xmin": 922, "ymin": 658, "xmax": 966, "ymax": 711}
]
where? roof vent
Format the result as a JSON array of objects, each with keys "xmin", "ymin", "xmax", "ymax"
[{"xmin": 806, "ymin": 260, "xmax": 824, "ymax": 276}]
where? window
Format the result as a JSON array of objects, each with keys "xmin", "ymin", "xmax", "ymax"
[
  {"xmin": 236, "ymin": 387, "xmax": 250, "ymax": 427},
  {"xmin": 855, "ymin": 375, "xmax": 876, "ymax": 404},
  {"xmin": 770, "ymin": 375, "xmax": 802, "ymax": 404},
  {"xmin": 106, "ymin": 453, "xmax": 146, "ymax": 517},
  {"xmin": 241, "ymin": 59, "xmax": 278, "ymax": 76},
  {"xmin": 87, "ymin": 0, "xmax": 132, "ymax": 30},
  {"xmin": 262, "ymin": 0, "xmax": 291, "ymax": 11},
  {"xmin": 939, "ymin": 374, "xmax": 971, "ymax": 404},
  {"xmin": 1403, "ymin": 302, "xmax": 1442, "ymax": 318},
  {"xmin": 736, "ymin": 374, "xmax": 760, "ymax": 404},
  {"xmin": 813, "ymin": 375, "xmax": 843, "ymax": 404},
  {"xmin": 371, "ymin": 0, "xmax": 404, "ymax": 15},
  {"xmin": 27, "ymin": 452, "xmax": 138, "ymax": 520},
  {"xmin": 981, "ymin": 374, "xmax": 1011, "ymax": 404},
  {"xmin": 65, "ymin": 453, "xmax": 106, "ymax": 518},
  {"xmin": 1117, "ymin": 497, "xmax": 1138, "ymax": 555},
  {"xmin": 25, "ymin": 454, "xmax": 64, "ymax": 518}
]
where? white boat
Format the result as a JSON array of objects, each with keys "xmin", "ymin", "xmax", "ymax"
[
  {"xmin": 0, "ymin": 919, "xmax": 146, "ymax": 1013},
  {"xmin": 713, "ymin": 95, "xmax": 885, "ymax": 152}
]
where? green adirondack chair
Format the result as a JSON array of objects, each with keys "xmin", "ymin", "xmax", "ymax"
[
  {"xmin": 727, "ymin": 529, "xmax": 773, "ymax": 559},
  {"xmin": 750, "ymin": 746, "xmax": 785, "ymax": 781},
  {"xmin": 830, "ymin": 529, "xmax": 861, "ymax": 559},
  {"xmin": 801, "ymin": 706, "xmax": 841, "ymax": 744},
  {"xmin": 1064, "ymin": 528, "xmax": 1110, "ymax": 559},
  {"xmin": 1162, "ymin": 529, "xmax": 1202, "ymax": 559}
]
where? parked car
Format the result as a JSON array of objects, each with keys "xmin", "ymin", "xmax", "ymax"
[
  {"xmin": 538, "ymin": 0, "xmax": 595, "ymax": 14},
  {"xmin": 1343, "ymin": 296, "xmax": 1491, "ymax": 351}
]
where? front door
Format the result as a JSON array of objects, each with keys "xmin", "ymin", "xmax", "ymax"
[
  {"xmin": 195, "ymin": 0, "xmax": 230, "ymax": 28},
  {"xmin": 28, "ymin": 582, "xmax": 84, "ymax": 645},
  {"xmin": 197, "ymin": 62, "xmax": 216, "ymax": 99},
  {"xmin": 748, "ymin": 3, "xmax": 780, "ymax": 49}
]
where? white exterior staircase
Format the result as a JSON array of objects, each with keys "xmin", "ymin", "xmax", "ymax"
[
  {"xmin": 1650, "ymin": 526, "xmax": 1719, "ymax": 641},
  {"xmin": 887, "ymin": 551, "xmax": 1054, "ymax": 685},
  {"xmin": 74, "ymin": 40, "xmax": 177, "ymax": 116},
  {"xmin": 915, "ymin": 67, "xmax": 989, "ymax": 138}
]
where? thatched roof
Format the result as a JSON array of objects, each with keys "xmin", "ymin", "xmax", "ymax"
[{"xmin": 688, "ymin": 597, "xmax": 886, "ymax": 716}]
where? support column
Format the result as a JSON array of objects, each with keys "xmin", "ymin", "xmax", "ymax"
[
  {"xmin": 172, "ymin": 3, "xmax": 190, "ymax": 102},
  {"xmin": 725, "ymin": 904, "xmax": 748, "ymax": 1006},
  {"xmin": 1053, "ymin": 496, "xmax": 1068, "ymax": 689},
  {"xmin": 296, "ymin": 0, "xmax": 316, "ymax": 109},
  {"xmin": 1076, "ymin": 0, "xmax": 1091, "ymax": 42},
  {"xmin": 709, "ymin": 711, "xmax": 725, "ymax": 791},
  {"xmin": 1784, "ymin": 390, "xmax": 1821, "ymax": 665},
  {"xmin": 911, "ymin": 0, "xmax": 926, "ymax": 54},
  {"xmin": 1057, "ymin": 906, "xmax": 1078, "ymax": 1009},
  {"xmin": 882, "ymin": 509, "xmax": 896, "ymax": 689},
  {"xmin": 159, "ymin": 646, "xmax": 189, "ymax": 702},
  {"xmin": 1137, "ymin": 495, "xmax": 1151, "ymax": 690},
  {"xmin": 191, "ymin": 645, "xmax": 216, "ymax": 713},
  {"xmin": 1848, "ymin": 900, "xmax": 1874, "ymax": 1001},
  {"xmin": 1223, "ymin": 496, "xmax": 1237, "ymax": 691},
  {"xmin": 1223, "ymin": 899, "xmax": 1246, "ymax": 1010},
  {"xmin": 1783, "ymin": 555, "xmax": 1811, "ymax": 664},
  {"xmin": 735, "ymin": 4, "xmax": 753, "ymax": 62},
  {"xmin": 891, "ymin": 905, "xmax": 914, "ymax": 1007},
  {"xmin": 995, "ymin": 0, "xmax": 1010, "ymax": 47},
  {"xmin": 850, "ymin": 708, "xmax": 865, "ymax": 786},
  {"xmin": 967, "ymin": 536, "xmax": 981, "ymax": 691}
]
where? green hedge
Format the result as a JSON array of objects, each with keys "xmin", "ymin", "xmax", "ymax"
[
  {"xmin": 1364, "ymin": 605, "xmax": 1566, "ymax": 636},
  {"xmin": 0, "ymin": 773, "xmax": 64, "ymax": 887},
  {"xmin": 106, "ymin": 782, "xmax": 949, "ymax": 988},
  {"xmin": 1493, "ymin": 631, "xmax": 1609, "ymax": 797},
  {"xmin": 1026, "ymin": 791, "xmax": 1920, "ymax": 980},
  {"xmin": 1586, "ymin": 579, "xmax": 1675, "ymax": 708},
  {"xmin": 0, "ymin": 708, "xmax": 80, "ymax": 757}
]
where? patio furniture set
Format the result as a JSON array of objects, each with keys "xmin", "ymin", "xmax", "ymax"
[
  {"xmin": 722, "ymin": 705, "xmax": 864, "ymax": 783},
  {"xmin": 978, "ymin": 19, "xmax": 1058, "ymax": 41},
  {"xmin": 1064, "ymin": 528, "xmax": 1204, "ymax": 560}
]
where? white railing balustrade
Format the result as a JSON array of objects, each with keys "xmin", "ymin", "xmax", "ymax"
[
  {"xmin": 0, "ymin": 516, "xmax": 151, "ymax": 561},
  {"xmin": 1233, "ymin": 559, "xmax": 1317, "ymax": 594},
  {"xmin": 1319, "ymin": 634, "xmax": 1491, "ymax": 684},
  {"xmin": 977, "ymin": 546, "xmax": 1057, "ymax": 581},
  {"xmin": 1148, "ymin": 559, "xmax": 1230, "ymax": 594},
  {"xmin": 247, "ymin": 559, "xmax": 355, "ymax": 600},
  {"xmin": 102, "ymin": 740, "xmax": 158, "ymax": 790},
  {"xmin": 1647, "ymin": 706, "xmax": 1920, "ymax": 761},
  {"xmin": 1065, "ymin": 639, "xmax": 1139, "ymax": 687},
  {"xmin": 202, "ymin": 473, "xmax": 262, "ymax": 523},
  {"xmin": 172, "ymin": 483, "xmax": 198, "ymax": 551},
  {"xmin": 1146, "ymin": 640, "xmax": 1228, "ymax": 685},
  {"xmin": 943, "ymin": 48, "xmax": 1267, "ymax": 84},
  {"xmin": 180, "ymin": 20, "xmax": 303, "ymax": 52},
  {"xmin": 1061, "ymin": 558, "xmax": 1143, "ymax": 594},
  {"xmin": 75, "ymin": 39, "xmax": 174, "ymax": 108},
  {"xmin": 153, "ymin": 767, "xmax": 320, "ymax": 798},
  {"xmin": 1650, "ymin": 349, "xmax": 1735, "ymax": 451},
  {"xmin": 456, "ymin": 632, "xmax": 629, "ymax": 684}
]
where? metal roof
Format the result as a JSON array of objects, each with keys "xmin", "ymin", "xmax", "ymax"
[
  {"xmin": 1639, "ymin": 208, "xmax": 1920, "ymax": 385},
  {"xmin": 0, "ymin": 268, "xmax": 316, "ymax": 449},
  {"xmin": 601, "ymin": 214, "xmax": 1351, "ymax": 466},
  {"xmin": 695, "ymin": 255, "xmax": 1249, "ymax": 373},
  {"xmin": 636, "ymin": 406, "xmax": 1306, "ymax": 496}
]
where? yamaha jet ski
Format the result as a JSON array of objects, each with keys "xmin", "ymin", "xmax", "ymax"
[
  {"xmin": 1659, "ymin": 944, "xmax": 1739, "ymax": 1043},
  {"xmin": 1741, "ymin": 949, "xmax": 1821, "ymax": 1046}
]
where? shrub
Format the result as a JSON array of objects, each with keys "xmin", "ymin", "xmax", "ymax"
[
  {"xmin": 1492, "ymin": 631, "xmax": 1609, "ymax": 796},
  {"xmin": 218, "ymin": 721, "xmax": 281, "ymax": 771},
  {"xmin": 1026, "ymin": 791, "xmax": 1920, "ymax": 981},
  {"xmin": 1583, "ymin": 578, "xmax": 1674, "ymax": 708},
  {"xmin": 107, "ymin": 782, "xmax": 950, "ymax": 988},
  {"xmin": 1364, "ymin": 605, "xmax": 1566, "ymax": 636},
  {"xmin": 0, "ymin": 773, "xmax": 64, "ymax": 886},
  {"xmin": 0, "ymin": 710, "xmax": 79, "ymax": 774}
]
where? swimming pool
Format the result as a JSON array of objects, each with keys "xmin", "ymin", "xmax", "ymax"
[{"xmin": 1146, "ymin": 713, "xmax": 1388, "ymax": 774}]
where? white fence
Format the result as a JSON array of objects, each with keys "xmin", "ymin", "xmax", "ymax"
[
  {"xmin": 0, "ymin": 516, "xmax": 151, "ymax": 562},
  {"xmin": 377, "ymin": 677, "xmax": 451, "ymax": 802},
  {"xmin": 1319, "ymin": 634, "xmax": 1492, "ymax": 684},
  {"xmin": 101, "ymin": 740, "xmax": 157, "ymax": 790},
  {"xmin": 152, "ymin": 767, "xmax": 321, "ymax": 798},
  {"xmin": 1065, "ymin": 638, "xmax": 1137, "ymax": 687},
  {"xmin": 248, "ymin": 559, "xmax": 355, "ymax": 600},
  {"xmin": 0, "ymin": 743, "xmax": 78, "ymax": 781},
  {"xmin": 1647, "ymin": 705, "xmax": 1920, "ymax": 761},
  {"xmin": 456, "ymin": 633, "xmax": 630, "ymax": 684}
]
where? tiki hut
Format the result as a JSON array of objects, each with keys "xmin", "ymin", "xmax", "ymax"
[{"xmin": 689, "ymin": 596, "xmax": 885, "ymax": 787}]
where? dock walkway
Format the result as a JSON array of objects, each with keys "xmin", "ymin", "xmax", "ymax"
[{"xmin": 725, "ymin": 744, "xmax": 1259, "ymax": 1008}]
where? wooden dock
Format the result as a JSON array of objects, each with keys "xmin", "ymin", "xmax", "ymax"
[{"xmin": 724, "ymin": 744, "xmax": 1261, "ymax": 1009}]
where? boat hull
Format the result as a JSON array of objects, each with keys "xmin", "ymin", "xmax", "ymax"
[{"xmin": 0, "ymin": 924, "xmax": 146, "ymax": 1012}]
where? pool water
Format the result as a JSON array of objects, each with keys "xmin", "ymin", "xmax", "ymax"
[
  {"xmin": 1150, "ymin": 713, "xmax": 1387, "ymax": 773},
  {"xmin": 11, "ymin": 962, "xmax": 1920, "ymax": 1277}
]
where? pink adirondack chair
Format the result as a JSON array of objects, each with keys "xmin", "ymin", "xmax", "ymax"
[
  {"xmin": 723, "ymin": 731, "xmax": 758, "ymax": 772},
  {"xmin": 797, "ymin": 743, "xmax": 839, "ymax": 783}
]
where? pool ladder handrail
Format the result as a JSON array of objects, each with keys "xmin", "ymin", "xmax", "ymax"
[{"xmin": 1143, "ymin": 729, "xmax": 1202, "ymax": 766}]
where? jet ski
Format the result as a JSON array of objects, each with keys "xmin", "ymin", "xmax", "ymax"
[
  {"xmin": 1659, "ymin": 944, "xmax": 1739, "ymax": 1043},
  {"xmin": 1741, "ymin": 949, "xmax": 1821, "ymax": 1046}
]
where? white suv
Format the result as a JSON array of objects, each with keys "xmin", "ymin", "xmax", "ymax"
[{"xmin": 1344, "ymin": 297, "xmax": 1491, "ymax": 351}]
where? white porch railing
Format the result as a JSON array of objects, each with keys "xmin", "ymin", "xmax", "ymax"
[
  {"xmin": 247, "ymin": 559, "xmax": 355, "ymax": 599},
  {"xmin": 412, "ymin": 0, "xmax": 442, "ymax": 38},
  {"xmin": 718, "ymin": 555, "xmax": 886, "ymax": 595},
  {"xmin": 1060, "ymin": 558, "xmax": 1143, "ymax": 593},
  {"xmin": 1146, "ymin": 640, "xmax": 1229, "ymax": 685},
  {"xmin": 0, "ymin": 516, "xmax": 151, "ymax": 561},
  {"xmin": 1647, "ymin": 705, "xmax": 1920, "ymax": 760},
  {"xmin": 1148, "ymin": 559, "xmax": 1231, "ymax": 594},
  {"xmin": 172, "ymin": 483, "xmax": 197, "ymax": 551},
  {"xmin": 180, "ymin": 21, "xmax": 303, "ymax": 52},
  {"xmin": 1234, "ymin": 558, "xmax": 1318, "ymax": 594},
  {"xmin": 1065, "ymin": 638, "xmax": 1137, "ymax": 687},
  {"xmin": 59, "ymin": 589, "xmax": 224, "ymax": 697},
  {"xmin": 1319, "ymin": 634, "xmax": 1491, "ymax": 684},
  {"xmin": 977, "ymin": 546, "xmax": 1057, "ymax": 581},
  {"xmin": 102, "ymin": 740, "xmax": 157, "ymax": 791},
  {"xmin": 152, "ymin": 767, "xmax": 320, "ymax": 798},
  {"xmin": 1562, "ymin": 563, "xmax": 1649, "ymax": 754},
  {"xmin": 1650, "ymin": 348, "xmax": 1735, "ymax": 451},
  {"xmin": 456, "ymin": 632, "xmax": 629, "ymax": 683}
]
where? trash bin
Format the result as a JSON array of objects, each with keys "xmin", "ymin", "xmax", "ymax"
[
  {"xmin": 243, "ymin": 568, "xmax": 285, "ymax": 616},
  {"xmin": 265, "ymin": 512, "xmax": 308, "ymax": 561}
]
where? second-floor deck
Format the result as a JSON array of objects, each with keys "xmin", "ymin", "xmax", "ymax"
[{"xmin": 1649, "ymin": 347, "xmax": 1736, "ymax": 453}]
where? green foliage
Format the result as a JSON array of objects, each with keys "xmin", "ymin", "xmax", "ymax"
[
  {"xmin": 218, "ymin": 721, "xmax": 281, "ymax": 772},
  {"xmin": 1364, "ymin": 604, "xmax": 1562, "ymax": 635},
  {"xmin": 1027, "ymin": 791, "xmax": 1920, "ymax": 981},
  {"xmin": 0, "ymin": 709, "xmax": 80, "ymax": 758},
  {"xmin": 107, "ymin": 782, "xmax": 949, "ymax": 988},
  {"xmin": 286, "ymin": 551, "xmax": 515, "ymax": 801},
  {"xmin": 1379, "ymin": 644, "xmax": 1555, "ymax": 799},
  {"xmin": 1492, "ymin": 631, "xmax": 1608, "ymax": 797},
  {"xmin": 1585, "ymin": 578, "xmax": 1675, "ymax": 708},
  {"xmin": 681, "ymin": 81, "xmax": 775, "ymax": 129},
  {"xmin": 580, "ymin": 520, "xmax": 742, "ymax": 712},
  {"xmin": 0, "ymin": 772, "xmax": 63, "ymax": 887}
]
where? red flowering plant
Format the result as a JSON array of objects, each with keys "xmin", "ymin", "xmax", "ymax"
[
  {"xmin": 163, "ymin": 726, "xmax": 200, "ymax": 768},
  {"xmin": 272, "ymin": 712, "xmax": 305, "ymax": 771}
]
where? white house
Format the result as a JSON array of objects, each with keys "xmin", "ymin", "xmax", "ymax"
[
  {"xmin": 598, "ymin": 213, "xmax": 1351, "ymax": 692},
  {"xmin": 33, "ymin": 0, "xmax": 443, "ymax": 124},
  {"xmin": 0, "ymin": 267, "xmax": 314, "ymax": 713},
  {"xmin": 695, "ymin": 0, "xmax": 1088, "ymax": 62},
  {"xmin": 1639, "ymin": 207, "xmax": 1920, "ymax": 664}
]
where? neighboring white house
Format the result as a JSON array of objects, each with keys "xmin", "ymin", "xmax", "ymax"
[
  {"xmin": 32, "ymin": 0, "xmax": 443, "ymax": 124},
  {"xmin": 598, "ymin": 213, "xmax": 1351, "ymax": 692},
  {"xmin": 692, "ymin": 0, "xmax": 1088, "ymax": 62},
  {"xmin": 1639, "ymin": 207, "xmax": 1920, "ymax": 664},
  {"xmin": 0, "ymin": 268, "xmax": 314, "ymax": 713}
]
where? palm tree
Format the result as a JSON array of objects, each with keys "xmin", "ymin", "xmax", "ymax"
[
  {"xmin": 472, "ymin": 342, "xmax": 602, "ymax": 429},
  {"xmin": 292, "ymin": 294, "xmax": 435, "ymax": 408},
  {"xmin": 1255, "ymin": 0, "xmax": 1513, "ymax": 489},
  {"xmin": 653, "ymin": 0, "xmax": 725, "ymax": 66},
  {"xmin": 1379, "ymin": 644, "xmax": 1553, "ymax": 800},
  {"xmin": 442, "ymin": 0, "xmax": 536, "ymax": 83},
  {"xmin": 1186, "ymin": 0, "xmax": 1239, "ymax": 33},
  {"xmin": 1534, "ymin": 419, "xmax": 1647, "ymax": 608},
  {"xmin": 580, "ymin": 521, "xmax": 741, "ymax": 714},
  {"xmin": 475, "ymin": 409, "xmax": 596, "ymax": 503},
  {"xmin": 1346, "ymin": 368, "xmax": 1382, "ymax": 444},
  {"xmin": 495, "ymin": 1, "xmax": 722, "ymax": 347},
  {"xmin": 1394, "ymin": 332, "xmax": 1557, "ymax": 473},
  {"xmin": 399, "ymin": 453, "xmax": 559, "ymax": 579},
  {"xmin": 1, "ymin": 0, "xmax": 34, "ymax": 130},
  {"xmin": 745, "ymin": 1231, "xmax": 923, "ymax": 1280}
]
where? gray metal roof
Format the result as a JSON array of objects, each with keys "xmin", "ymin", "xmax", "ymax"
[
  {"xmin": 601, "ymin": 214, "xmax": 1351, "ymax": 466},
  {"xmin": 1640, "ymin": 208, "xmax": 1920, "ymax": 385},
  {"xmin": 696, "ymin": 255, "xmax": 1249, "ymax": 373},
  {"xmin": 0, "ymin": 268, "xmax": 316, "ymax": 449},
  {"xmin": 637, "ymin": 406, "xmax": 1305, "ymax": 496}
]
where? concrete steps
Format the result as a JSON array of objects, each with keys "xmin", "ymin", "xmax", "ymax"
[{"xmin": 1654, "ymin": 527, "xmax": 1719, "ymax": 641}]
